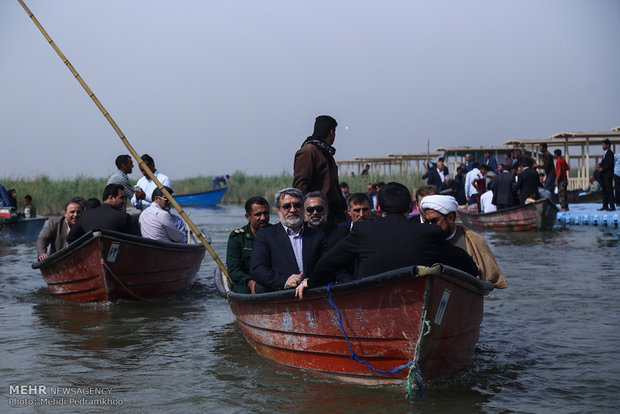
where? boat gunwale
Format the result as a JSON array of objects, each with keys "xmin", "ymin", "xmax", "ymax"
[
  {"xmin": 32, "ymin": 228, "xmax": 205, "ymax": 270},
  {"xmin": 215, "ymin": 264, "xmax": 493, "ymax": 303},
  {"xmin": 457, "ymin": 198, "xmax": 558, "ymax": 218}
]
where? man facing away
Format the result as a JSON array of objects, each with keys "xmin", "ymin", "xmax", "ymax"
[
  {"xmin": 420, "ymin": 195, "xmax": 507, "ymax": 289},
  {"xmin": 250, "ymin": 188, "xmax": 327, "ymax": 292},
  {"xmin": 107, "ymin": 154, "xmax": 134, "ymax": 201},
  {"xmin": 554, "ymin": 149, "xmax": 569, "ymax": 211},
  {"xmin": 597, "ymin": 139, "xmax": 616, "ymax": 211},
  {"xmin": 490, "ymin": 164, "xmax": 516, "ymax": 210},
  {"xmin": 131, "ymin": 154, "xmax": 173, "ymax": 210},
  {"xmin": 539, "ymin": 143, "xmax": 556, "ymax": 193},
  {"xmin": 67, "ymin": 184, "xmax": 140, "ymax": 243},
  {"xmin": 295, "ymin": 182, "xmax": 478, "ymax": 299},
  {"xmin": 36, "ymin": 201, "xmax": 82, "ymax": 261},
  {"xmin": 139, "ymin": 186, "xmax": 185, "ymax": 243},
  {"xmin": 293, "ymin": 115, "xmax": 347, "ymax": 225},
  {"xmin": 226, "ymin": 196, "xmax": 271, "ymax": 294},
  {"xmin": 515, "ymin": 158, "xmax": 540, "ymax": 205}
]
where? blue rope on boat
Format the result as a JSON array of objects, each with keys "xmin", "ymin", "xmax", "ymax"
[{"xmin": 326, "ymin": 283, "xmax": 413, "ymax": 374}]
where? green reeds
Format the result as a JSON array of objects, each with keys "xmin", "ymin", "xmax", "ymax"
[{"xmin": 2, "ymin": 171, "xmax": 425, "ymax": 215}]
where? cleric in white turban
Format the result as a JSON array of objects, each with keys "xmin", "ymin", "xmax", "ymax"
[{"xmin": 419, "ymin": 195, "xmax": 459, "ymax": 216}]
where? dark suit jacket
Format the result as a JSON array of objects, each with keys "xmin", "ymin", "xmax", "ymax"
[
  {"xmin": 66, "ymin": 204, "xmax": 140, "ymax": 244},
  {"xmin": 307, "ymin": 214, "xmax": 478, "ymax": 288},
  {"xmin": 422, "ymin": 167, "xmax": 449, "ymax": 190},
  {"xmin": 491, "ymin": 171, "xmax": 516, "ymax": 206},
  {"xmin": 37, "ymin": 216, "xmax": 69, "ymax": 257},
  {"xmin": 250, "ymin": 223, "xmax": 327, "ymax": 291},
  {"xmin": 515, "ymin": 167, "xmax": 540, "ymax": 204},
  {"xmin": 601, "ymin": 149, "xmax": 615, "ymax": 177}
]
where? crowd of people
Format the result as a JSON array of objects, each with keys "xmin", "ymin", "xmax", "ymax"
[{"xmin": 225, "ymin": 115, "xmax": 508, "ymax": 300}]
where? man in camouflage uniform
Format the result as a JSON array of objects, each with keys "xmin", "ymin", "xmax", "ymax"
[{"xmin": 226, "ymin": 196, "xmax": 271, "ymax": 293}]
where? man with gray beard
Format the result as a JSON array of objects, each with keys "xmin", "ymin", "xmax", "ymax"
[{"xmin": 250, "ymin": 188, "xmax": 327, "ymax": 292}]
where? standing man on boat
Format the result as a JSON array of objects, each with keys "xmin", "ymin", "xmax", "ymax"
[
  {"xmin": 614, "ymin": 152, "xmax": 620, "ymax": 206},
  {"xmin": 250, "ymin": 188, "xmax": 327, "ymax": 292},
  {"xmin": 539, "ymin": 144, "xmax": 556, "ymax": 194},
  {"xmin": 36, "ymin": 201, "xmax": 82, "ymax": 261},
  {"xmin": 419, "ymin": 195, "xmax": 507, "ymax": 289},
  {"xmin": 67, "ymin": 184, "xmax": 140, "ymax": 243},
  {"xmin": 212, "ymin": 174, "xmax": 230, "ymax": 190},
  {"xmin": 597, "ymin": 139, "xmax": 616, "ymax": 211},
  {"xmin": 139, "ymin": 187, "xmax": 185, "ymax": 243},
  {"xmin": 554, "ymin": 149, "xmax": 569, "ymax": 211},
  {"xmin": 226, "ymin": 196, "xmax": 271, "ymax": 294},
  {"xmin": 107, "ymin": 154, "xmax": 134, "ymax": 201},
  {"xmin": 295, "ymin": 182, "xmax": 478, "ymax": 299},
  {"xmin": 491, "ymin": 164, "xmax": 516, "ymax": 210},
  {"xmin": 293, "ymin": 115, "xmax": 347, "ymax": 225},
  {"xmin": 131, "ymin": 154, "xmax": 173, "ymax": 210},
  {"xmin": 515, "ymin": 159, "xmax": 540, "ymax": 205},
  {"xmin": 422, "ymin": 158, "xmax": 449, "ymax": 190}
]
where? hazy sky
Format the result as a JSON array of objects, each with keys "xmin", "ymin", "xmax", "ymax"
[{"xmin": 1, "ymin": 0, "xmax": 619, "ymax": 180}]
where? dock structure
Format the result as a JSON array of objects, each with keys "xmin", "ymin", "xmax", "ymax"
[
  {"xmin": 505, "ymin": 129, "xmax": 620, "ymax": 190},
  {"xmin": 337, "ymin": 153, "xmax": 442, "ymax": 177}
]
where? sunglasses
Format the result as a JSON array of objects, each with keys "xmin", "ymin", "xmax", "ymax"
[
  {"xmin": 351, "ymin": 207, "xmax": 370, "ymax": 213},
  {"xmin": 306, "ymin": 205, "xmax": 325, "ymax": 214},
  {"xmin": 158, "ymin": 196, "xmax": 168, "ymax": 201},
  {"xmin": 427, "ymin": 217, "xmax": 441, "ymax": 225},
  {"xmin": 280, "ymin": 202, "xmax": 302, "ymax": 211}
]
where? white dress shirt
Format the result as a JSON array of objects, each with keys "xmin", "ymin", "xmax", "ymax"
[{"xmin": 131, "ymin": 170, "xmax": 173, "ymax": 209}]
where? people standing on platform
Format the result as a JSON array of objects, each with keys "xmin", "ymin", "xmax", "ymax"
[
  {"xmin": 554, "ymin": 149, "xmax": 569, "ymax": 211},
  {"xmin": 293, "ymin": 115, "xmax": 346, "ymax": 224},
  {"xmin": 465, "ymin": 153, "xmax": 474, "ymax": 172},
  {"xmin": 491, "ymin": 164, "xmax": 516, "ymax": 210},
  {"xmin": 539, "ymin": 143, "xmax": 556, "ymax": 193},
  {"xmin": 422, "ymin": 157, "xmax": 449, "ymax": 190},
  {"xmin": 614, "ymin": 152, "xmax": 620, "ymax": 205},
  {"xmin": 597, "ymin": 139, "xmax": 616, "ymax": 211},
  {"xmin": 484, "ymin": 151, "xmax": 498, "ymax": 173}
]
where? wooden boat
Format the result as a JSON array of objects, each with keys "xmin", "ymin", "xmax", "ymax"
[
  {"xmin": 32, "ymin": 229, "xmax": 205, "ymax": 303},
  {"xmin": 174, "ymin": 187, "xmax": 227, "ymax": 206},
  {"xmin": 457, "ymin": 198, "xmax": 558, "ymax": 231},
  {"xmin": 0, "ymin": 207, "xmax": 47, "ymax": 243},
  {"xmin": 215, "ymin": 264, "xmax": 494, "ymax": 385}
]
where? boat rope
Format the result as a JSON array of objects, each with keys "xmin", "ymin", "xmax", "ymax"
[
  {"xmin": 102, "ymin": 261, "xmax": 163, "ymax": 302},
  {"xmin": 326, "ymin": 283, "xmax": 413, "ymax": 375},
  {"xmin": 405, "ymin": 317, "xmax": 431, "ymax": 399}
]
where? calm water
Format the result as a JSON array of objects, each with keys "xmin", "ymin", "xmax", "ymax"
[{"xmin": 1, "ymin": 205, "xmax": 619, "ymax": 413}]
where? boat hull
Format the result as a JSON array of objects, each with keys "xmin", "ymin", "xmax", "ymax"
[
  {"xmin": 0, "ymin": 216, "xmax": 47, "ymax": 244},
  {"xmin": 215, "ymin": 265, "xmax": 493, "ymax": 384},
  {"xmin": 33, "ymin": 230, "xmax": 205, "ymax": 303},
  {"xmin": 174, "ymin": 187, "xmax": 227, "ymax": 206},
  {"xmin": 457, "ymin": 198, "xmax": 558, "ymax": 231}
]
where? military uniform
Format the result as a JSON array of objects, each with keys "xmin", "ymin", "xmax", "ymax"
[{"xmin": 226, "ymin": 223, "xmax": 266, "ymax": 294}]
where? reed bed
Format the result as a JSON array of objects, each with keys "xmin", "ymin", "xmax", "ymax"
[{"xmin": 2, "ymin": 171, "xmax": 425, "ymax": 215}]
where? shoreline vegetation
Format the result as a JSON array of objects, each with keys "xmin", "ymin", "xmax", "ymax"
[{"xmin": 1, "ymin": 171, "xmax": 424, "ymax": 215}]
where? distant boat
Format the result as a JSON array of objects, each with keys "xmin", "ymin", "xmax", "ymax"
[
  {"xmin": 174, "ymin": 187, "xmax": 227, "ymax": 207},
  {"xmin": 215, "ymin": 264, "xmax": 494, "ymax": 385},
  {"xmin": 33, "ymin": 229, "xmax": 205, "ymax": 303},
  {"xmin": 0, "ymin": 207, "xmax": 47, "ymax": 244},
  {"xmin": 457, "ymin": 198, "xmax": 558, "ymax": 231}
]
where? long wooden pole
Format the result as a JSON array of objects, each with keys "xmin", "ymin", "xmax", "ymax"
[{"xmin": 18, "ymin": 0, "xmax": 231, "ymax": 281}]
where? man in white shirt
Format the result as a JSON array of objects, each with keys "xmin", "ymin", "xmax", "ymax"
[
  {"xmin": 464, "ymin": 162, "xmax": 481, "ymax": 206},
  {"xmin": 139, "ymin": 186, "xmax": 185, "ymax": 243},
  {"xmin": 131, "ymin": 154, "xmax": 173, "ymax": 210}
]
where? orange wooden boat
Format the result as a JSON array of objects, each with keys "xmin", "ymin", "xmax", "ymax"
[
  {"xmin": 215, "ymin": 264, "xmax": 494, "ymax": 386},
  {"xmin": 33, "ymin": 229, "xmax": 205, "ymax": 303}
]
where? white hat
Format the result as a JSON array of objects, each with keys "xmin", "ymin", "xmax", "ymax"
[{"xmin": 420, "ymin": 195, "xmax": 458, "ymax": 215}]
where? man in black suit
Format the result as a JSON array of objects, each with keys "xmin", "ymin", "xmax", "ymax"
[
  {"xmin": 597, "ymin": 139, "xmax": 616, "ymax": 211},
  {"xmin": 66, "ymin": 184, "xmax": 140, "ymax": 243},
  {"xmin": 250, "ymin": 188, "xmax": 327, "ymax": 292},
  {"xmin": 295, "ymin": 182, "xmax": 478, "ymax": 298},
  {"xmin": 422, "ymin": 158, "xmax": 449, "ymax": 191},
  {"xmin": 490, "ymin": 164, "xmax": 516, "ymax": 210},
  {"xmin": 514, "ymin": 159, "xmax": 540, "ymax": 205}
]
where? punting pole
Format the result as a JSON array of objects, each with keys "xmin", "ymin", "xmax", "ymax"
[{"xmin": 17, "ymin": 0, "xmax": 231, "ymax": 282}]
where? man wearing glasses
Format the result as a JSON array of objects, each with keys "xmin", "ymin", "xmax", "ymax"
[
  {"xmin": 139, "ymin": 186, "xmax": 185, "ymax": 243},
  {"xmin": 250, "ymin": 188, "xmax": 327, "ymax": 292}
]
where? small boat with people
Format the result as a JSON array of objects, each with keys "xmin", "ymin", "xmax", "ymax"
[
  {"xmin": 33, "ymin": 229, "xmax": 205, "ymax": 303},
  {"xmin": 173, "ymin": 187, "xmax": 228, "ymax": 207},
  {"xmin": 215, "ymin": 264, "xmax": 494, "ymax": 386},
  {"xmin": 0, "ymin": 207, "xmax": 47, "ymax": 244},
  {"xmin": 457, "ymin": 198, "xmax": 558, "ymax": 231}
]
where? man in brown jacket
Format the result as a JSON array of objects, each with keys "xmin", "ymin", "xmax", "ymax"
[
  {"xmin": 293, "ymin": 115, "xmax": 346, "ymax": 224},
  {"xmin": 36, "ymin": 201, "xmax": 82, "ymax": 261}
]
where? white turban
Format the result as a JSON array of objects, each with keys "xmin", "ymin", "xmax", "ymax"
[{"xmin": 420, "ymin": 195, "xmax": 458, "ymax": 215}]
